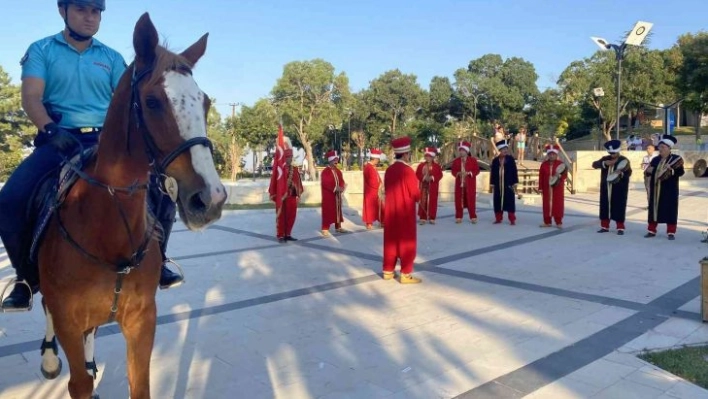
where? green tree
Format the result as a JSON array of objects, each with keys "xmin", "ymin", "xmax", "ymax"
[
  {"xmin": 464, "ymin": 54, "xmax": 539, "ymax": 128},
  {"xmin": 271, "ymin": 59, "xmax": 349, "ymax": 180},
  {"xmin": 0, "ymin": 66, "xmax": 33, "ymax": 179},
  {"xmin": 676, "ymin": 32, "xmax": 708, "ymax": 138},
  {"xmin": 365, "ymin": 69, "xmax": 425, "ymax": 143}
]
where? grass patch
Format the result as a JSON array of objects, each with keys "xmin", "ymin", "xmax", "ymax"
[
  {"xmin": 639, "ymin": 345, "xmax": 708, "ymax": 389},
  {"xmin": 223, "ymin": 202, "xmax": 322, "ymax": 210}
]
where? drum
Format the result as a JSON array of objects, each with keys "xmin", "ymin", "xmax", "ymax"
[
  {"xmin": 549, "ymin": 163, "xmax": 567, "ymax": 187},
  {"xmin": 694, "ymin": 159, "xmax": 708, "ymax": 178},
  {"xmin": 606, "ymin": 159, "xmax": 628, "ymax": 184}
]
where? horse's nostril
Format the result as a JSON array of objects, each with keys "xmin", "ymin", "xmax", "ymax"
[{"xmin": 188, "ymin": 192, "xmax": 207, "ymax": 213}]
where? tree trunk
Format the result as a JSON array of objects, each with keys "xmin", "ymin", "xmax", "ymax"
[
  {"xmin": 696, "ymin": 111, "xmax": 702, "ymax": 141},
  {"xmin": 603, "ymin": 121, "xmax": 613, "ymax": 141},
  {"xmin": 391, "ymin": 112, "xmax": 398, "ymax": 135},
  {"xmin": 228, "ymin": 137, "xmax": 242, "ymax": 181},
  {"xmin": 303, "ymin": 141, "xmax": 317, "ymax": 181}
]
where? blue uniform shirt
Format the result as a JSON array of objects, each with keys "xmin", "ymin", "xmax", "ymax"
[{"xmin": 20, "ymin": 32, "xmax": 126, "ymax": 129}]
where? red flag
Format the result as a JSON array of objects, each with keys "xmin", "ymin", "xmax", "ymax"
[{"xmin": 275, "ymin": 124, "xmax": 287, "ymax": 216}]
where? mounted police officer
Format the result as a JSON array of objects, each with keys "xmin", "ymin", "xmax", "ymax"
[{"xmin": 0, "ymin": 0, "xmax": 184, "ymax": 312}]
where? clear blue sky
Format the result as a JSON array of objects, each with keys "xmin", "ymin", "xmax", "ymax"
[{"xmin": 2, "ymin": 0, "xmax": 706, "ymax": 117}]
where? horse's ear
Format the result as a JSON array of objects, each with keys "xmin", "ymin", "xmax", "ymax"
[
  {"xmin": 133, "ymin": 13, "xmax": 158, "ymax": 67},
  {"xmin": 180, "ymin": 33, "xmax": 208, "ymax": 66}
]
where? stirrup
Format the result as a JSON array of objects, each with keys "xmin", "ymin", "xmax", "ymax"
[
  {"xmin": 161, "ymin": 258, "xmax": 185, "ymax": 289},
  {"xmin": 0, "ymin": 279, "xmax": 34, "ymax": 313}
]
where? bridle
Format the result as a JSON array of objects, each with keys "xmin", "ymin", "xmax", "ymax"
[{"xmin": 55, "ymin": 61, "xmax": 213, "ymax": 323}]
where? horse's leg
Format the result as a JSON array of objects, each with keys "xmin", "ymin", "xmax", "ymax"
[
  {"xmin": 84, "ymin": 327, "xmax": 100, "ymax": 399},
  {"xmin": 53, "ymin": 321, "xmax": 95, "ymax": 399},
  {"xmin": 40, "ymin": 300, "xmax": 62, "ymax": 379},
  {"xmin": 122, "ymin": 303, "xmax": 156, "ymax": 399}
]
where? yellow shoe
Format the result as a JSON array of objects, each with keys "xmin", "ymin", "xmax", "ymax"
[
  {"xmin": 382, "ymin": 271, "xmax": 395, "ymax": 280},
  {"xmin": 419, "ymin": 220, "xmax": 426, "ymax": 225},
  {"xmin": 455, "ymin": 219, "xmax": 462, "ymax": 224},
  {"xmin": 321, "ymin": 230, "xmax": 330, "ymax": 237},
  {"xmin": 400, "ymin": 274, "xmax": 422, "ymax": 284},
  {"xmin": 429, "ymin": 220, "xmax": 436, "ymax": 225},
  {"xmin": 470, "ymin": 218, "xmax": 478, "ymax": 224},
  {"xmin": 556, "ymin": 224, "xmax": 563, "ymax": 229},
  {"xmin": 539, "ymin": 224, "xmax": 552, "ymax": 228},
  {"xmin": 366, "ymin": 224, "xmax": 373, "ymax": 230}
]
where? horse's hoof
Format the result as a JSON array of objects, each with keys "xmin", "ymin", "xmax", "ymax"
[{"xmin": 40, "ymin": 357, "xmax": 62, "ymax": 380}]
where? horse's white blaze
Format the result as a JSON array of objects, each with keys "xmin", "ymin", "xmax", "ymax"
[
  {"xmin": 163, "ymin": 71, "xmax": 226, "ymax": 206},
  {"xmin": 42, "ymin": 309, "xmax": 60, "ymax": 373},
  {"xmin": 84, "ymin": 330, "xmax": 96, "ymax": 378}
]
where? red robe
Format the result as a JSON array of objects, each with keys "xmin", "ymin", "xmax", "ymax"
[
  {"xmin": 538, "ymin": 159, "xmax": 567, "ymax": 225},
  {"xmin": 362, "ymin": 162, "xmax": 383, "ymax": 224},
  {"xmin": 269, "ymin": 165, "xmax": 304, "ymax": 238},
  {"xmin": 450, "ymin": 156, "xmax": 480, "ymax": 219},
  {"xmin": 320, "ymin": 165, "xmax": 346, "ymax": 230},
  {"xmin": 416, "ymin": 161, "xmax": 443, "ymax": 221},
  {"xmin": 383, "ymin": 160, "xmax": 420, "ymax": 274}
]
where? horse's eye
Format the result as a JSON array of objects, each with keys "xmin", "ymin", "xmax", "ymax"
[{"xmin": 145, "ymin": 97, "xmax": 160, "ymax": 109}]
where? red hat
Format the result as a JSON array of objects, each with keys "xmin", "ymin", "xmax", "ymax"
[
  {"xmin": 369, "ymin": 148, "xmax": 383, "ymax": 159},
  {"xmin": 544, "ymin": 144, "xmax": 560, "ymax": 154},
  {"xmin": 458, "ymin": 141, "xmax": 471, "ymax": 153},
  {"xmin": 392, "ymin": 136, "xmax": 411, "ymax": 154},
  {"xmin": 326, "ymin": 150, "xmax": 339, "ymax": 162},
  {"xmin": 424, "ymin": 147, "xmax": 437, "ymax": 157}
]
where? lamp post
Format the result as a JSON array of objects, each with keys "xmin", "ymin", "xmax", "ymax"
[
  {"xmin": 593, "ymin": 87, "xmax": 605, "ymax": 149},
  {"xmin": 346, "ymin": 109, "xmax": 352, "ymax": 170},
  {"xmin": 591, "ymin": 21, "xmax": 653, "ymax": 140}
]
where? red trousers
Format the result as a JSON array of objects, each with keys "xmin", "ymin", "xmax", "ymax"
[
  {"xmin": 455, "ymin": 189, "xmax": 477, "ymax": 219},
  {"xmin": 495, "ymin": 212, "xmax": 516, "ymax": 223},
  {"xmin": 277, "ymin": 197, "xmax": 298, "ymax": 238},
  {"xmin": 648, "ymin": 222, "xmax": 677, "ymax": 234},
  {"xmin": 383, "ymin": 238, "xmax": 416, "ymax": 274},
  {"xmin": 601, "ymin": 219, "xmax": 625, "ymax": 231}
]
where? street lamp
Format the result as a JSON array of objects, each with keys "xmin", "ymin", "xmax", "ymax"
[
  {"xmin": 591, "ymin": 20, "xmax": 653, "ymax": 140},
  {"xmin": 593, "ymin": 87, "xmax": 605, "ymax": 149}
]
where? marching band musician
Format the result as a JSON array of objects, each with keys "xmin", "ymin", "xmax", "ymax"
[
  {"xmin": 416, "ymin": 147, "xmax": 443, "ymax": 225},
  {"xmin": 490, "ymin": 140, "xmax": 519, "ymax": 225},
  {"xmin": 268, "ymin": 140, "xmax": 303, "ymax": 243},
  {"xmin": 538, "ymin": 144, "xmax": 567, "ymax": 228},
  {"xmin": 382, "ymin": 136, "xmax": 422, "ymax": 284},
  {"xmin": 450, "ymin": 141, "xmax": 480, "ymax": 224},
  {"xmin": 645, "ymin": 135, "xmax": 684, "ymax": 240},
  {"xmin": 362, "ymin": 148, "xmax": 384, "ymax": 230},
  {"xmin": 320, "ymin": 150, "xmax": 348, "ymax": 236},
  {"xmin": 592, "ymin": 140, "xmax": 632, "ymax": 235}
]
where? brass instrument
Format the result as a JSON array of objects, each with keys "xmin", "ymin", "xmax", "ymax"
[
  {"xmin": 457, "ymin": 157, "xmax": 467, "ymax": 188},
  {"xmin": 419, "ymin": 162, "xmax": 431, "ymax": 218},
  {"xmin": 656, "ymin": 155, "xmax": 683, "ymax": 182}
]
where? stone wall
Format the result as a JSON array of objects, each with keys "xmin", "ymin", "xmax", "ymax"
[{"xmin": 223, "ymin": 166, "xmax": 491, "ymax": 207}]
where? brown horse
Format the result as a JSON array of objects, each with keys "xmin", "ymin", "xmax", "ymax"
[{"xmin": 35, "ymin": 13, "xmax": 226, "ymax": 399}]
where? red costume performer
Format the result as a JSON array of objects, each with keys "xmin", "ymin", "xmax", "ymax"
[
  {"xmin": 538, "ymin": 144, "xmax": 567, "ymax": 228},
  {"xmin": 321, "ymin": 150, "xmax": 347, "ymax": 235},
  {"xmin": 269, "ymin": 148, "xmax": 304, "ymax": 241},
  {"xmin": 450, "ymin": 141, "xmax": 480, "ymax": 223},
  {"xmin": 416, "ymin": 147, "xmax": 443, "ymax": 224},
  {"xmin": 362, "ymin": 148, "xmax": 384, "ymax": 229},
  {"xmin": 383, "ymin": 136, "xmax": 422, "ymax": 284}
]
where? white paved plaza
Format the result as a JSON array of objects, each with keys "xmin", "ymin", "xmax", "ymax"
[{"xmin": 3, "ymin": 181, "xmax": 708, "ymax": 398}]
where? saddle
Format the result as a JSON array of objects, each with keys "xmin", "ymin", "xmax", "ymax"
[{"xmin": 28, "ymin": 147, "xmax": 97, "ymax": 263}]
